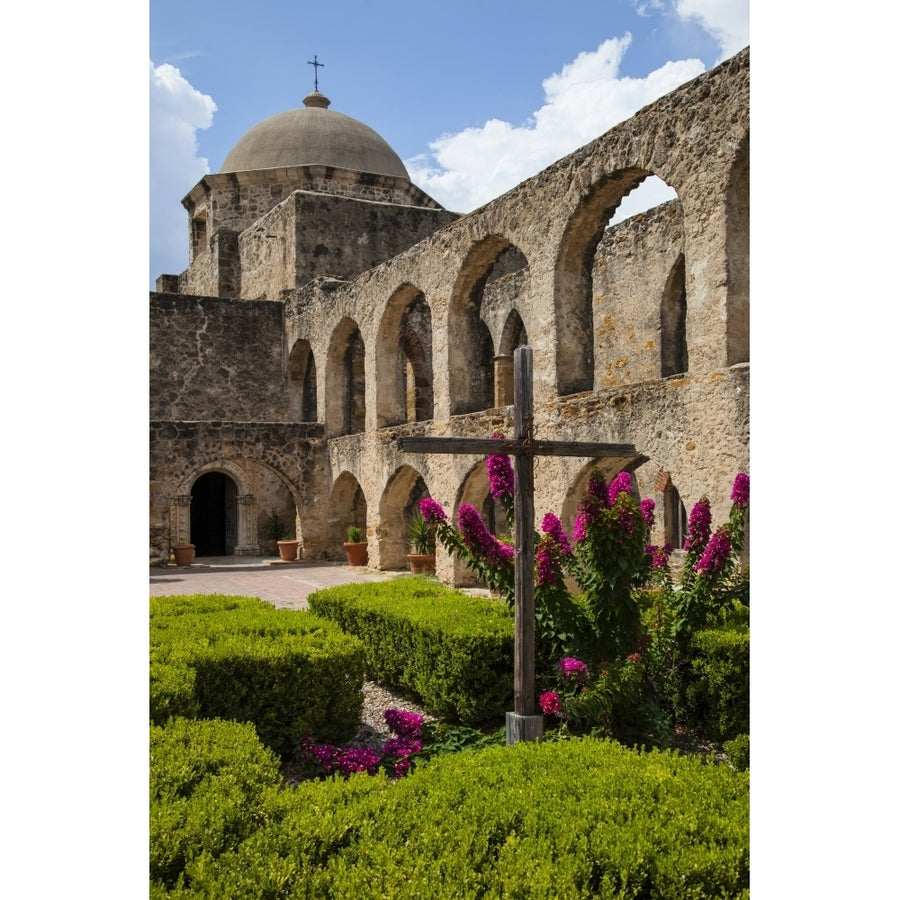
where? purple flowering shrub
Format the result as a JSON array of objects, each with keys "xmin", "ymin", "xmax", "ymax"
[
  {"xmin": 298, "ymin": 708, "xmax": 425, "ymax": 781},
  {"xmin": 421, "ymin": 446, "xmax": 749, "ymax": 747},
  {"xmin": 656, "ymin": 472, "xmax": 750, "ymax": 639}
]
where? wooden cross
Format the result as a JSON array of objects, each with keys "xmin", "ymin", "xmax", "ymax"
[{"xmin": 399, "ymin": 346, "xmax": 646, "ymax": 743}]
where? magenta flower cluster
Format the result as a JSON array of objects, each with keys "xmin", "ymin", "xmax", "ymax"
[
  {"xmin": 535, "ymin": 513, "xmax": 573, "ymax": 586},
  {"xmin": 383, "ymin": 708, "xmax": 424, "ymax": 738},
  {"xmin": 646, "ymin": 543, "xmax": 673, "ymax": 569},
  {"xmin": 683, "ymin": 497, "xmax": 712, "ymax": 553},
  {"xmin": 573, "ymin": 470, "xmax": 619, "ymax": 543},
  {"xmin": 299, "ymin": 707, "xmax": 426, "ymax": 780},
  {"xmin": 457, "ymin": 503, "xmax": 514, "ymax": 566},
  {"xmin": 640, "ymin": 498, "xmax": 655, "ymax": 528},
  {"xmin": 558, "ymin": 656, "xmax": 589, "ymax": 682},
  {"xmin": 299, "ymin": 739, "xmax": 382, "ymax": 777},
  {"xmin": 535, "ymin": 541, "xmax": 558, "ymax": 587},
  {"xmin": 541, "ymin": 513, "xmax": 572, "ymax": 555},
  {"xmin": 539, "ymin": 691, "xmax": 562, "ymax": 715},
  {"xmin": 731, "ymin": 472, "xmax": 750, "ymax": 509},
  {"xmin": 419, "ymin": 497, "xmax": 447, "ymax": 524},
  {"xmin": 694, "ymin": 526, "xmax": 733, "ymax": 577},
  {"xmin": 607, "ymin": 471, "xmax": 632, "ymax": 504},
  {"xmin": 486, "ymin": 450, "xmax": 515, "ymax": 503}
]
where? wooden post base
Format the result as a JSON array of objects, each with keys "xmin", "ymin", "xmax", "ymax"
[{"xmin": 506, "ymin": 712, "xmax": 544, "ymax": 745}]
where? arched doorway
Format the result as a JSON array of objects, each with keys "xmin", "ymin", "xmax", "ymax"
[{"xmin": 190, "ymin": 472, "xmax": 238, "ymax": 556}]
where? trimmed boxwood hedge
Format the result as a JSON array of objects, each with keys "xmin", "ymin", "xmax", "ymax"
[
  {"xmin": 151, "ymin": 717, "xmax": 749, "ymax": 898},
  {"xmin": 150, "ymin": 594, "xmax": 366, "ymax": 754},
  {"xmin": 307, "ymin": 579, "xmax": 515, "ymax": 723}
]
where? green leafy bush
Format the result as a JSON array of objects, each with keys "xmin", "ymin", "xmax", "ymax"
[
  {"xmin": 154, "ymin": 734, "xmax": 749, "ymax": 898},
  {"xmin": 724, "ymin": 732, "xmax": 750, "ymax": 771},
  {"xmin": 308, "ymin": 579, "xmax": 514, "ymax": 723},
  {"xmin": 150, "ymin": 717, "xmax": 283, "ymax": 890},
  {"xmin": 150, "ymin": 594, "xmax": 366, "ymax": 753},
  {"xmin": 678, "ymin": 626, "xmax": 750, "ymax": 742}
]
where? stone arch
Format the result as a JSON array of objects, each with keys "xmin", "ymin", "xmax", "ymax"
[
  {"xmin": 556, "ymin": 167, "xmax": 687, "ymax": 395},
  {"xmin": 329, "ymin": 470, "xmax": 368, "ymax": 550},
  {"xmin": 287, "ymin": 339, "xmax": 317, "ymax": 422},
  {"xmin": 660, "ymin": 253, "xmax": 688, "ymax": 377},
  {"xmin": 170, "ymin": 458, "xmax": 301, "ymax": 557},
  {"xmin": 326, "ymin": 317, "xmax": 366, "ymax": 437},
  {"xmin": 376, "ymin": 284, "xmax": 434, "ymax": 428},
  {"xmin": 378, "ymin": 464, "xmax": 431, "ymax": 569},
  {"xmin": 448, "ymin": 237, "xmax": 529, "ymax": 415},
  {"xmin": 725, "ymin": 130, "xmax": 749, "ymax": 366}
]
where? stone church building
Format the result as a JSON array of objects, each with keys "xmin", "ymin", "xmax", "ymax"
[{"xmin": 150, "ymin": 47, "xmax": 749, "ymax": 584}]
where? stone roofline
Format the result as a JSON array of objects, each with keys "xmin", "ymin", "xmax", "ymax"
[{"xmin": 182, "ymin": 164, "xmax": 445, "ymax": 213}]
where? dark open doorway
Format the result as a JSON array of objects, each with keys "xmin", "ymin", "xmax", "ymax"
[{"xmin": 190, "ymin": 472, "xmax": 237, "ymax": 556}]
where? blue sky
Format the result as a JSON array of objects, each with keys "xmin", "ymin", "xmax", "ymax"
[{"xmin": 150, "ymin": 0, "xmax": 749, "ymax": 287}]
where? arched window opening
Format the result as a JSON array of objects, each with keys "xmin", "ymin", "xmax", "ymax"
[
  {"xmin": 376, "ymin": 286, "xmax": 433, "ymax": 428},
  {"xmin": 288, "ymin": 340, "xmax": 317, "ymax": 421},
  {"xmin": 345, "ymin": 330, "xmax": 365, "ymax": 434},
  {"xmin": 664, "ymin": 483, "xmax": 688, "ymax": 551},
  {"xmin": 556, "ymin": 169, "xmax": 682, "ymax": 396},
  {"xmin": 449, "ymin": 238, "xmax": 529, "ymax": 416},
  {"xmin": 660, "ymin": 254, "xmax": 688, "ymax": 377},
  {"xmin": 326, "ymin": 318, "xmax": 366, "ymax": 438},
  {"xmin": 399, "ymin": 299, "xmax": 433, "ymax": 422}
]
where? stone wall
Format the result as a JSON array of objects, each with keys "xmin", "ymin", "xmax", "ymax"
[
  {"xmin": 149, "ymin": 420, "xmax": 329, "ymax": 565},
  {"xmin": 239, "ymin": 192, "xmax": 458, "ymax": 299},
  {"xmin": 149, "ymin": 293, "xmax": 290, "ymax": 422}
]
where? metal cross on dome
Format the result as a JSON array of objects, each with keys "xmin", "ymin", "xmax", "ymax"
[
  {"xmin": 307, "ymin": 55, "xmax": 324, "ymax": 91},
  {"xmin": 399, "ymin": 346, "xmax": 646, "ymax": 744}
]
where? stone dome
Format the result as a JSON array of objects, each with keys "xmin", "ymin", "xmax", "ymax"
[{"xmin": 219, "ymin": 91, "xmax": 410, "ymax": 180}]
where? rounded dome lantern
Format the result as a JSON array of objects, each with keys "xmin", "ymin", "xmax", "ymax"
[{"xmin": 219, "ymin": 91, "xmax": 410, "ymax": 180}]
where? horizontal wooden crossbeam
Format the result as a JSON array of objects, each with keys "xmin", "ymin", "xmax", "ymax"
[{"xmin": 399, "ymin": 435, "xmax": 645, "ymax": 461}]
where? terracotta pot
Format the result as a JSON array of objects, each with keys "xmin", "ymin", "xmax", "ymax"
[
  {"xmin": 407, "ymin": 553, "xmax": 436, "ymax": 575},
  {"xmin": 277, "ymin": 540, "xmax": 300, "ymax": 561},
  {"xmin": 172, "ymin": 544, "xmax": 195, "ymax": 566},
  {"xmin": 343, "ymin": 541, "xmax": 368, "ymax": 566}
]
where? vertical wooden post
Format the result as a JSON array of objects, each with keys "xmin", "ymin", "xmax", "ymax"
[{"xmin": 507, "ymin": 346, "xmax": 543, "ymax": 743}]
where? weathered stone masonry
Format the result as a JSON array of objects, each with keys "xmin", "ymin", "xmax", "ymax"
[{"xmin": 150, "ymin": 48, "xmax": 749, "ymax": 577}]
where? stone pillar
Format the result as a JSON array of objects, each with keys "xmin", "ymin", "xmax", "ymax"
[
  {"xmin": 494, "ymin": 355, "xmax": 513, "ymax": 408},
  {"xmin": 171, "ymin": 494, "xmax": 192, "ymax": 546},
  {"xmin": 234, "ymin": 493, "xmax": 260, "ymax": 556}
]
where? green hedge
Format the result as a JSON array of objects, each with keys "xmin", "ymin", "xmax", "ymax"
[
  {"xmin": 150, "ymin": 594, "xmax": 366, "ymax": 754},
  {"xmin": 681, "ymin": 626, "xmax": 750, "ymax": 743},
  {"xmin": 150, "ymin": 717, "xmax": 283, "ymax": 889},
  {"xmin": 151, "ymin": 718, "xmax": 749, "ymax": 898},
  {"xmin": 308, "ymin": 579, "xmax": 515, "ymax": 723}
]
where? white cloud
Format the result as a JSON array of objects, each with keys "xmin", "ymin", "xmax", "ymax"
[
  {"xmin": 149, "ymin": 61, "xmax": 217, "ymax": 287},
  {"xmin": 406, "ymin": 35, "xmax": 704, "ymax": 214},
  {"xmin": 675, "ymin": 0, "xmax": 749, "ymax": 61}
]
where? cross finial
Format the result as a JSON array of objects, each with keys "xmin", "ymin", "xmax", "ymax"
[{"xmin": 307, "ymin": 55, "xmax": 324, "ymax": 91}]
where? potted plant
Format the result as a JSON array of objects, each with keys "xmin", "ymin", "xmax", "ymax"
[
  {"xmin": 343, "ymin": 525, "xmax": 368, "ymax": 566},
  {"xmin": 406, "ymin": 509, "xmax": 436, "ymax": 575},
  {"xmin": 261, "ymin": 509, "xmax": 300, "ymax": 561},
  {"xmin": 171, "ymin": 543, "xmax": 195, "ymax": 566}
]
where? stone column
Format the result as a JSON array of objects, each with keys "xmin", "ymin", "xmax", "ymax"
[
  {"xmin": 494, "ymin": 355, "xmax": 513, "ymax": 408},
  {"xmin": 171, "ymin": 495, "xmax": 192, "ymax": 546},
  {"xmin": 234, "ymin": 493, "xmax": 260, "ymax": 556}
]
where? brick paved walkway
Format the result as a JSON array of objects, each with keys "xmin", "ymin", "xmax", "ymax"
[{"xmin": 149, "ymin": 557, "xmax": 394, "ymax": 610}]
